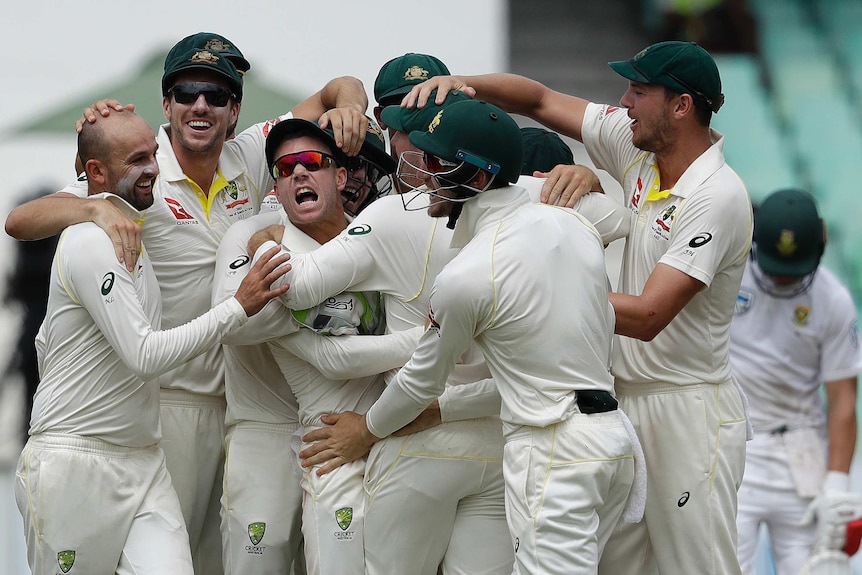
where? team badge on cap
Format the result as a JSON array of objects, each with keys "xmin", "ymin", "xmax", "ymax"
[
  {"xmin": 204, "ymin": 39, "xmax": 231, "ymax": 53},
  {"xmin": 190, "ymin": 50, "xmax": 220, "ymax": 66},
  {"xmin": 428, "ymin": 110, "xmax": 443, "ymax": 133},
  {"xmin": 404, "ymin": 65, "xmax": 430, "ymax": 82},
  {"xmin": 776, "ymin": 229, "xmax": 797, "ymax": 256}
]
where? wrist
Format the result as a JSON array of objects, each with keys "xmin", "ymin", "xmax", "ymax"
[{"xmin": 824, "ymin": 470, "xmax": 850, "ymax": 493}]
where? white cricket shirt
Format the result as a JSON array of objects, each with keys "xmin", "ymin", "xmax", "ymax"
[
  {"xmin": 730, "ymin": 259, "xmax": 862, "ymax": 432},
  {"xmin": 30, "ymin": 194, "xmax": 248, "ymax": 447},
  {"xmin": 582, "ymin": 102, "xmax": 753, "ymax": 386}
]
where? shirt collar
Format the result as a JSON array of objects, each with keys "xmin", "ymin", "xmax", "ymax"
[{"xmin": 450, "ymin": 184, "xmax": 530, "ymax": 249}]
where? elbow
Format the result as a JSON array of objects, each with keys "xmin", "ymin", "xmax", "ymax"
[{"xmin": 5, "ymin": 213, "xmax": 26, "ymax": 240}]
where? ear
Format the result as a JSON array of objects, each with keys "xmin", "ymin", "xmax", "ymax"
[
  {"xmin": 470, "ymin": 169, "xmax": 493, "ymax": 190},
  {"xmin": 229, "ymin": 101, "xmax": 241, "ymax": 128},
  {"xmin": 86, "ymin": 159, "xmax": 108, "ymax": 186},
  {"xmin": 334, "ymin": 166, "xmax": 348, "ymax": 191},
  {"xmin": 674, "ymin": 93, "xmax": 695, "ymax": 119},
  {"xmin": 163, "ymin": 96, "xmax": 172, "ymax": 121}
]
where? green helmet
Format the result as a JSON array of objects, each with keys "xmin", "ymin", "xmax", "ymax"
[
  {"xmin": 409, "ymin": 99, "xmax": 523, "ymax": 184},
  {"xmin": 754, "ymin": 188, "xmax": 824, "ymax": 277}
]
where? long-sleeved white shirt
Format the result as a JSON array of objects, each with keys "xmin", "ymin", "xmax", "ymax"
[{"xmin": 31, "ymin": 194, "xmax": 248, "ymax": 447}]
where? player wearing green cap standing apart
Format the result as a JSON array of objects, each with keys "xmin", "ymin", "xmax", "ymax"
[
  {"xmin": 731, "ymin": 189, "xmax": 862, "ymax": 575},
  {"xmin": 402, "ymin": 40, "xmax": 753, "ymax": 574}
]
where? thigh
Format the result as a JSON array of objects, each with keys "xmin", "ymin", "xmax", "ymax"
[
  {"xmin": 624, "ymin": 384, "xmax": 747, "ymax": 575},
  {"xmin": 441, "ymin": 461, "xmax": 512, "ymax": 575},
  {"xmin": 302, "ymin": 458, "xmax": 366, "ymax": 575},
  {"xmin": 159, "ymin": 400, "xmax": 226, "ymax": 550},
  {"xmin": 364, "ymin": 422, "xmax": 506, "ymax": 575},
  {"xmin": 222, "ymin": 424, "xmax": 303, "ymax": 575},
  {"xmin": 505, "ymin": 414, "xmax": 635, "ymax": 575},
  {"xmin": 118, "ymin": 454, "xmax": 194, "ymax": 575},
  {"xmin": 16, "ymin": 441, "xmax": 144, "ymax": 575}
]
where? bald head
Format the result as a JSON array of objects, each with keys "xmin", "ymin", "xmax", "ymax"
[{"xmin": 78, "ymin": 110, "xmax": 159, "ymax": 210}]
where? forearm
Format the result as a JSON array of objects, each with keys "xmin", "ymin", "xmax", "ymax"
[
  {"xmin": 437, "ymin": 378, "xmax": 501, "ymax": 422},
  {"xmin": 826, "ymin": 377, "xmax": 858, "ymax": 473},
  {"xmin": 6, "ymin": 193, "xmax": 94, "ymax": 240},
  {"xmin": 320, "ymin": 76, "xmax": 367, "ymax": 113}
]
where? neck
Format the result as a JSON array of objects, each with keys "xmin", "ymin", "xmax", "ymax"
[
  {"xmin": 654, "ymin": 128, "xmax": 713, "ymax": 189},
  {"xmin": 300, "ymin": 216, "xmax": 349, "ymax": 245},
  {"xmin": 171, "ymin": 135, "xmax": 223, "ymax": 196}
]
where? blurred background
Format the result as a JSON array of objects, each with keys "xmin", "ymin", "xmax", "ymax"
[{"xmin": 1, "ymin": 0, "xmax": 861, "ymax": 572}]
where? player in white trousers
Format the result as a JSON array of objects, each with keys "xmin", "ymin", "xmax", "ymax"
[
  {"xmin": 402, "ymin": 40, "xmax": 752, "ymax": 575},
  {"xmin": 276, "ymin": 100, "xmax": 634, "ymax": 572},
  {"xmin": 731, "ymin": 189, "xmax": 862, "ymax": 575},
  {"xmin": 14, "ymin": 110, "xmax": 288, "ymax": 575},
  {"xmin": 213, "ymin": 118, "xmax": 408, "ymax": 575}
]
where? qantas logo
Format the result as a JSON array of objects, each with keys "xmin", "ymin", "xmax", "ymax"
[
  {"xmin": 164, "ymin": 198, "xmax": 195, "ymax": 220},
  {"xmin": 427, "ymin": 304, "xmax": 441, "ymax": 336},
  {"xmin": 262, "ymin": 118, "xmax": 281, "ymax": 137},
  {"xmin": 632, "ymin": 178, "xmax": 643, "ymax": 208}
]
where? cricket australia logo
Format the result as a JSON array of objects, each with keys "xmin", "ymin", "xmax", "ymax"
[
  {"xmin": 248, "ymin": 522, "xmax": 266, "ymax": 545},
  {"xmin": 58, "ymin": 550, "xmax": 76, "ymax": 573},
  {"xmin": 335, "ymin": 507, "xmax": 353, "ymax": 531},
  {"xmin": 794, "ymin": 305, "xmax": 810, "ymax": 326},
  {"xmin": 403, "ymin": 65, "xmax": 430, "ymax": 82}
]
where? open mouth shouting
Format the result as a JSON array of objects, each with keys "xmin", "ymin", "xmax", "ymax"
[{"xmin": 296, "ymin": 187, "xmax": 319, "ymax": 205}]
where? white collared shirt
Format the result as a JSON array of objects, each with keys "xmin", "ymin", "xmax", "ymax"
[{"xmin": 582, "ymin": 102, "xmax": 753, "ymax": 386}]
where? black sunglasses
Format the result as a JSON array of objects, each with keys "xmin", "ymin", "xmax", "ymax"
[{"xmin": 169, "ymin": 82, "xmax": 235, "ymax": 107}]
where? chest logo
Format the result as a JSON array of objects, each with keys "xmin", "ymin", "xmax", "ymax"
[
  {"xmin": 793, "ymin": 305, "xmax": 810, "ymax": 326},
  {"xmin": 58, "ymin": 550, "xmax": 76, "ymax": 573},
  {"xmin": 164, "ymin": 198, "xmax": 195, "ymax": 220}
]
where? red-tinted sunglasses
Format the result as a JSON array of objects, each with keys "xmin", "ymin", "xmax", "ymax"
[
  {"xmin": 169, "ymin": 82, "xmax": 235, "ymax": 107},
  {"xmin": 271, "ymin": 151, "xmax": 336, "ymax": 179}
]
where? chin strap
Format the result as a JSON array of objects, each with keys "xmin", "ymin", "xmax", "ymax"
[{"xmin": 446, "ymin": 202, "xmax": 464, "ymax": 229}]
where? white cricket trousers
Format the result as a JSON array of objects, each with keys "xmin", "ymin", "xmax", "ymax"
[
  {"xmin": 737, "ymin": 431, "xmax": 820, "ymax": 575},
  {"xmin": 16, "ymin": 433, "xmax": 193, "ymax": 575},
  {"xmin": 364, "ymin": 416, "xmax": 513, "ymax": 575},
  {"xmin": 599, "ymin": 380, "xmax": 747, "ymax": 575},
  {"xmin": 504, "ymin": 410, "xmax": 635, "ymax": 574},
  {"xmin": 159, "ymin": 389, "xmax": 226, "ymax": 575},
  {"xmin": 221, "ymin": 421, "xmax": 305, "ymax": 575}
]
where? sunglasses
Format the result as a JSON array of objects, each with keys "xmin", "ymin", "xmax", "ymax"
[
  {"xmin": 271, "ymin": 151, "xmax": 336, "ymax": 179},
  {"xmin": 169, "ymin": 82, "xmax": 235, "ymax": 107}
]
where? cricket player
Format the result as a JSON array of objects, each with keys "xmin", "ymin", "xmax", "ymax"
[
  {"xmin": 732, "ymin": 189, "xmax": 862, "ymax": 575},
  {"xmin": 401, "ymin": 40, "xmax": 753, "ymax": 574},
  {"xmin": 14, "ymin": 109, "xmax": 288, "ymax": 575},
  {"xmin": 214, "ymin": 118, "xmax": 415, "ymax": 575}
]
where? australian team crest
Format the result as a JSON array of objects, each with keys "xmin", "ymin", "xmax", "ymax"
[
  {"xmin": 335, "ymin": 507, "xmax": 353, "ymax": 531},
  {"xmin": 248, "ymin": 522, "xmax": 266, "ymax": 546},
  {"xmin": 735, "ymin": 289, "xmax": 753, "ymax": 315},
  {"xmin": 793, "ymin": 305, "xmax": 810, "ymax": 326},
  {"xmin": 58, "ymin": 550, "xmax": 76, "ymax": 573},
  {"xmin": 403, "ymin": 65, "xmax": 430, "ymax": 82},
  {"xmin": 190, "ymin": 50, "xmax": 219, "ymax": 66}
]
